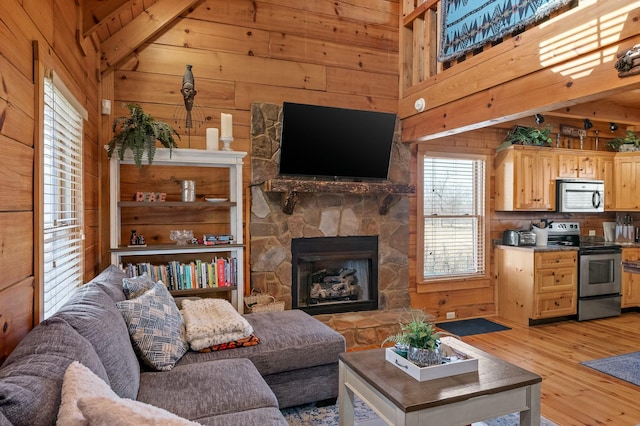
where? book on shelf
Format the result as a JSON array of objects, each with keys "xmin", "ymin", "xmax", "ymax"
[
  {"xmin": 202, "ymin": 234, "xmax": 234, "ymax": 245},
  {"xmin": 120, "ymin": 257, "xmax": 238, "ymax": 291}
]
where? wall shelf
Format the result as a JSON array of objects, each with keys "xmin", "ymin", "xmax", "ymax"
[{"xmin": 264, "ymin": 178, "xmax": 415, "ymax": 214}]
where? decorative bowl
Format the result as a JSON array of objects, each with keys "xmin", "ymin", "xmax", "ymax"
[{"xmin": 169, "ymin": 229, "xmax": 194, "ymax": 246}]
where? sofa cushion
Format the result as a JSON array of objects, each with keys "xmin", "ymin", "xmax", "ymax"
[
  {"xmin": 137, "ymin": 358, "xmax": 280, "ymax": 421},
  {"xmin": 179, "ymin": 310, "xmax": 345, "ymax": 376},
  {"xmin": 59, "ymin": 361, "xmax": 200, "ymax": 426},
  {"xmin": 122, "ymin": 273, "xmax": 155, "ymax": 299},
  {"xmin": 0, "ymin": 317, "xmax": 109, "ymax": 426},
  {"xmin": 87, "ymin": 264, "xmax": 127, "ymax": 303},
  {"xmin": 55, "ymin": 282, "xmax": 140, "ymax": 399},
  {"xmin": 116, "ymin": 282, "xmax": 188, "ymax": 371}
]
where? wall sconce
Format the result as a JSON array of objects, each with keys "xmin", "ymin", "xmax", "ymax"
[
  {"xmin": 583, "ymin": 119, "xmax": 593, "ymax": 130},
  {"xmin": 534, "ymin": 114, "xmax": 545, "ymax": 125},
  {"xmin": 610, "ymin": 122, "xmax": 619, "ymax": 132}
]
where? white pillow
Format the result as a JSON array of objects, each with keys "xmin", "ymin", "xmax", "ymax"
[
  {"xmin": 57, "ymin": 361, "xmax": 201, "ymax": 426},
  {"xmin": 77, "ymin": 396, "xmax": 201, "ymax": 425},
  {"xmin": 57, "ymin": 361, "xmax": 119, "ymax": 425}
]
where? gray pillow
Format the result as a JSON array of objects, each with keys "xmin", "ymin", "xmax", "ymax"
[
  {"xmin": 122, "ymin": 273, "xmax": 155, "ymax": 299},
  {"xmin": 117, "ymin": 282, "xmax": 188, "ymax": 371},
  {"xmin": 56, "ymin": 283, "xmax": 140, "ymax": 399},
  {"xmin": 0, "ymin": 317, "xmax": 109, "ymax": 426},
  {"xmin": 88, "ymin": 264, "xmax": 127, "ymax": 303}
]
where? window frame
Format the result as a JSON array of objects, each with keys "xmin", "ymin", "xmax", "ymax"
[
  {"xmin": 417, "ymin": 148, "xmax": 491, "ymax": 288},
  {"xmin": 35, "ymin": 62, "xmax": 87, "ymax": 321}
]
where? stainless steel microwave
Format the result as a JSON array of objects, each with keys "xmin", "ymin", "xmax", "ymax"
[{"xmin": 556, "ymin": 179, "xmax": 604, "ymax": 213}]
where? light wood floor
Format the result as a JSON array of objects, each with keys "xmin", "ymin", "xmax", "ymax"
[{"xmin": 460, "ymin": 312, "xmax": 640, "ymax": 426}]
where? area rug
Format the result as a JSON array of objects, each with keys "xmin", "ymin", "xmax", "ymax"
[
  {"xmin": 281, "ymin": 397, "xmax": 557, "ymax": 425},
  {"xmin": 439, "ymin": 0, "xmax": 573, "ymax": 62},
  {"xmin": 436, "ymin": 318, "xmax": 511, "ymax": 337},
  {"xmin": 581, "ymin": 352, "xmax": 640, "ymax": 386}
]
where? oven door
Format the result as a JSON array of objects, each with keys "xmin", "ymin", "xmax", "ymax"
[{"xmin": 578, "ymin": 250, "xmax": 622, "ymax": 297}]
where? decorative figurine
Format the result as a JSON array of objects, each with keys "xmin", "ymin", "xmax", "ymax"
[{"xmin": 181, "ymin": 65, "xmax": 197, "ymax": 129}]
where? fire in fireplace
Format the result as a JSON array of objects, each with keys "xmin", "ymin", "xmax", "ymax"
[{"xmin": 291, "ymin": 236, "xmax": 379, "ymax": 315}]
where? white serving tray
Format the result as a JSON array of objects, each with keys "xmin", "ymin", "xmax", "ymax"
[{"xmin": 385, "ymin": 345, "xmax": 478, "ymax": 381}]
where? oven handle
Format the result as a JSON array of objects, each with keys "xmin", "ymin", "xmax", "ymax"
[{"xmin": 579, "ymin": 248, "xmax": 622, "ymax": 255}]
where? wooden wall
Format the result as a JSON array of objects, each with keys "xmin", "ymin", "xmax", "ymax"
[{"xmin": 0, "ymin": 0, "xmax": 101, "ymax": 361}]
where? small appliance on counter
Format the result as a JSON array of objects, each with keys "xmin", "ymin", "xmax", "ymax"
[{"xmin": 502, "ymin": 229, "xmax": 536, "ymax": 246}]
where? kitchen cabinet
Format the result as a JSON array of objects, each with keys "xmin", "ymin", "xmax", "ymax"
[
  {"xmin": 556, "ymin": 151, "xmax": 597, "ymax": 179},
  {"xmin": 109, "ymin": 148, "xmax": 247, "ymax": 312},
  {"xmin": 621, "ymin": 247, "xmax": 640, "ymax": 308},
  {"xmin": 614, "ymin": 153, "xmax": 640, "ymax": 210},
  {"xmin": 494, "ymin": 145, "xmax": 556, "ymax": 211},
  {"xmin": 497, "ymin": 247, "xmax": 577, "ymax": 326}
]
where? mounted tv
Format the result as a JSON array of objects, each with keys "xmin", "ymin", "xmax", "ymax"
[{"xmin": 278, "ymin": 102, "xmax": 396, "ymax": 181}]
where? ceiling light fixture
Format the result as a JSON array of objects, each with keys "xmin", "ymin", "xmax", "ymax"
[
  {"xmin": 609, "ymin": 122, "xmax": 619, "ymax": 132},
  {"xmin": 534, "ymin": 114, "xmax": 545, "ymax": 124},
  {"xmin": 583, "ymin": 119, "xmax": 593, "ymax": 130}
]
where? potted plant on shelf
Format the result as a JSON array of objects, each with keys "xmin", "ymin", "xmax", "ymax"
[
  {"xmin": 107, "ymin": 103, "xmax": 180, "ymax": 168},
  {"xmin": 496, "ymin": 125, "xmax": 553, "ymax": 152},
  {"xmin": 383, "ymin": 309, "xmax": 444, "ymax": 367},
  {"xmin": 608, "ymin": 130, "xmax": 640, "ymax": 152}
]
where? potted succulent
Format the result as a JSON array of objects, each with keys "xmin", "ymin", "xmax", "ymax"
[
  {"xmin": 107, "ymin": 103, "xmax": 180, "ymax": 168},
  {"xmin": 383, "ymin": 309, "xmax": 444, "ymax": 367},
  {"xmin": 608, "ymin": 130, "xmax": 640, "ymax": 152}
]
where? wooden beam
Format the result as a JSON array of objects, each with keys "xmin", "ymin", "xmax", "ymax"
[
  {"xmin": 100, "ymin": 0, "xmax": 201, "ymax": 72},
  {"xmin": 547, "ymin": 96, "xmax": 640, "ymax": 125},
  {"xmin": 402, "ymin": 36, "xmax": 640, "ymax": 142},
  {"xmin": 402, "ymin": 0, "xmax": 438, "ymax": 28},
  {"xmin": 82, "ymin": 0, "xmax": 129, "ymax": 37},
  {"xmin": 399, "ymin": 0, "xmax": 640, "ymax": 120}
]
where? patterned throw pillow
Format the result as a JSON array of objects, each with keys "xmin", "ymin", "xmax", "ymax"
[
  {"xmin": 122, "ymin": 274, "xmax": 155, "ymax": 299},
  {"xmin": 116, "ymin": 283, "xmax": 188, "ymax": 371}
]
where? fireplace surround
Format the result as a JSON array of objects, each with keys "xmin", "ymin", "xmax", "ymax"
[{"xmin": 249, "ymin": 102, "xmax": 412, "ymax": 313}]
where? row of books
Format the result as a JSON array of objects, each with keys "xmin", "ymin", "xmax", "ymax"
[{"xmin": 122, "ymin": 257, "xmax": 238, "ymax": 291}]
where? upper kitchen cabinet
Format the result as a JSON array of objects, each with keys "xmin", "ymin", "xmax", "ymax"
[
  {"xmin": 556, "ymin": 151, "xmax": 597, "ymax": 179},
  {"xmin": 495, "ymin": 145, "xmax": 556, "ymax": 211},
  {"xmin": 614, "ymin": 153, "xmax": 640, "ymax": 210}
]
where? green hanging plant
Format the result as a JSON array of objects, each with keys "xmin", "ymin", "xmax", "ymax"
[
  {"xmin": 107, "ymin": 103, "xmax": 180, "ymax": 168},
  {"xmin": 504, "ymin": 125, "xmax": 553, "ymax": 146}
]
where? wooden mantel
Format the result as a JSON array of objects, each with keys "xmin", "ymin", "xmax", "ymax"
[{"xmin": 264, "ymin": 179, "xmax": 416, "ymax": 215}]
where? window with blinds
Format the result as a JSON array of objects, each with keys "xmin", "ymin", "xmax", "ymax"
[
  {"xmin": 421, "ymin": 154, "xmax": 486, "ymax": 279},
  {"xmin": 42, "ymin": 75, "xmax": 84, "ymax": 319}
]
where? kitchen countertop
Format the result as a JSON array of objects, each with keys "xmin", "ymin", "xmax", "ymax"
[{"xmin": 496, "ymin": 242, "xmax": 640, "ymax": 251}]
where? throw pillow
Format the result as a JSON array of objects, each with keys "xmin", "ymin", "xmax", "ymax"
[
  {"xmin": 57, "ymin": 361, "xmax": 119, "ymax": 425},
  {"xmin": 57, "ymin": 361, "xmax": 201, "ymax": 426},
  {"xmin": 77, "ymin": 397, "xmax": 201, "ymax": 426},
  {"xmin": 116, "ymin": 283, "xmax": 188, "ymax": 371},
  {"xmin": 122, "ymin": 274, "xmax": 155, "ymax": 299}
]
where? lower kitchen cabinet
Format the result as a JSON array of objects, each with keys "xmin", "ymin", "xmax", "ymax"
[
  {"xmin": 622, "ymin": 248, "xmax": 640, "ymax": 308},
  {"xmin": 497, "ymin": 247, "xmax": 577, "ymax": 326}
]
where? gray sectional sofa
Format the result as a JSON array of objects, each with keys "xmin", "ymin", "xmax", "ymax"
[{"xmin": 0, "ymin": 265, "xmax": 346, "ymax": 425}]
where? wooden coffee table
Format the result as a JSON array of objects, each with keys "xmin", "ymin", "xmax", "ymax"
[{"xmin": 338, "ymin": 337, "xmax": 542, "ymax": 426}]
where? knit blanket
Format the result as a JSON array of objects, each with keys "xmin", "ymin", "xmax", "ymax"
[
  {"xmin": 181, "ymin": 299, "xmax": 253, "ymax": 351},
  {"xmin": 439, "ymin": 0, "xmax": 573, "ymax": 62}
]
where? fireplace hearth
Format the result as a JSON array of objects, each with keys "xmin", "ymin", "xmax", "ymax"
[{"xmin": 292, "ymin": 236, "xmax": 379, "ymax": 315}]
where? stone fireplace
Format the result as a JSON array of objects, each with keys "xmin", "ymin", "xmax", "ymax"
[
  {"xmin": 292, "ymin": 236, "xmax": 379, "ymax": 315},
  {"xmin": 249, "ymin": 102, "xmax": 412, "ymax": 314}
]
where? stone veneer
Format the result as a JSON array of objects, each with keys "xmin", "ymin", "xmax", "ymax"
[{"xmin": 249, "ymin": 102, "xmax": 412, "ymax": 316}]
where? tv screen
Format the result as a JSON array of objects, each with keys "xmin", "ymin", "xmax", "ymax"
[{"xmin": 278, "ymin": 102, "xmax": 396, "ymax": 181}]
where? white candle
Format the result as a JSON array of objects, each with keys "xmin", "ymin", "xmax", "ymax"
[
  {"xmin": 206, "ymin": 128, "xmax": 219, "ymax": 150},
  {"xmin": 221, "ymin": 113, "xmax": 233, "ymax": 139}
]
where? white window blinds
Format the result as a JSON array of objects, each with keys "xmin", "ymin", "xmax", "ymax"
[
  {"xmin": 421, "ymin": 155, "xmax": 486, "ymax": 279},
  {"xmin": 42, "ymin": 75, "xmax": 84, "ymax": 319}
]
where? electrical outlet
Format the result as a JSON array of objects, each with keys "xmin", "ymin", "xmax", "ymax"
[
  {"xmin": 589, "ymin": 230, "xmax": 596, "ymax": 236},
  {"xmin": 446, "ymin": 312, "xmax": 456, "ymax": 320}
]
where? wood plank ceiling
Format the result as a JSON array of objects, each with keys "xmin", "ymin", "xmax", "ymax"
[{"xmin": 83, "ymin": 0, "xmax": 640, "ymax": 130}]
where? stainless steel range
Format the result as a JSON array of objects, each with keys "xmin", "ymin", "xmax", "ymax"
[{"xmin": 547, "ymin": 222, "xmax": 622, "ymax": 321}]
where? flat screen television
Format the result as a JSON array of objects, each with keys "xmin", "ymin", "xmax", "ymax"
[{"xmin": 278, "ymin": 102, "xmax": 396, "ymax": 181}]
